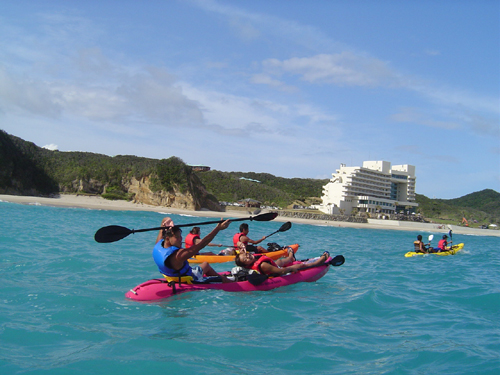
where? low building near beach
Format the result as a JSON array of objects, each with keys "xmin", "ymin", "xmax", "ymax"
[
  {"xmin": 238, "ymin": 198, "xmax": 261, "ymax": 208},
  {"xmin": 189, "ymin": 165, "xmax": 211, "ymax": 172},
  {"xmin": 318, "ymin": 161, "xmax": 418, "ymax": 216}
]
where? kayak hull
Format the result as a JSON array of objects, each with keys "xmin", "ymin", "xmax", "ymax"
[
  {"xmin": 404, "ymin": 243, "xmax": 465, "ymax": 257},
  {"xmin": 125, "ymin": 255, "xmax": 331, "ymax": 302},
  {"xmin": 188, "ymin": 243, "xmax": 299, "ymax": 264}
]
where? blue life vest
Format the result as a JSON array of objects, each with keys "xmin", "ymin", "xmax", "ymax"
[{"xmin": 152, "ymin": 240, "xmax": 193, "ymax": 277}]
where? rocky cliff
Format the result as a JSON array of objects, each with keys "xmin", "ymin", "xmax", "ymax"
[
  {"xmin": 1, "ymin": 130, "xmax": 223, "ymax": 211},
  {"xmin": 58, "ymin": 176, "xmax": 222, "ymax": 211},
  {"xmin": 125, "ymin": 176, "xmax": 222, "ymax": 211}
]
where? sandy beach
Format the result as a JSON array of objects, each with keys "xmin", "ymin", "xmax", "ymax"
[{"xmin": 1, "ymin": 194, "xmax": 499, "ymax": 237}]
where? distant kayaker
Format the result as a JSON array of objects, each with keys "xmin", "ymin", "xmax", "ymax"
[
  {"xmin": 437, "ymin": 235, "xmax": 452, "ymax": 251},
  {"xmin": 235, "ymin": 247, "xmax": 329, "ymax": 276},
  {"xmin": 153, "ymin": 216, "xmax": 233, "ymax": 283},
  {"xmin": 413, "ymin": 235, "xmax": 437, "ymax": 253},
  {"xmin": 233, "ymin": 223, "xmax": 268, "ymax": 253}
]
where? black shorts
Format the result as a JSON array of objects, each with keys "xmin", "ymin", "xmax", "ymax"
[{"xmin": 246, "ymin": 244, "xmax": 261, "ymax": 253}]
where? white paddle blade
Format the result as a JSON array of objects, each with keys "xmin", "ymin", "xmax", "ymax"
[{"xmin": 428, "ymin": 235, "xmax": 434, "ymax": 242}]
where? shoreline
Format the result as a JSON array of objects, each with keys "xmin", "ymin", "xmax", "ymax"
[{"xmin": 1, "ymin": 194, "xmax": 499, "ymax": 237}]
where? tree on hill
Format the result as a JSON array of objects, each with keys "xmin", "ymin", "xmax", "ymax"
[{"xmin": 0, "ymin": 130, "xmax": 498, "ymax": 224}]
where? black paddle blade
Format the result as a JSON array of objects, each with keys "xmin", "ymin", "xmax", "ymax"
[
  {"xmin": 94, "ymin": 225, "xmax": 132, "ymax": 243},
  {"xmin": 279, "ymin": 221, "xmax": 292, "ymax": 232},
  {"xmin": 252, "ymin": 212, "xmax": 278, "ymax": 221},
  {"xmin": 329, "ymin": 255, "xmax": 345, "ymax": 267}
]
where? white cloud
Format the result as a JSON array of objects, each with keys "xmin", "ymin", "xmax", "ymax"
[
  {"xmin": 261, "ymin": 52, "xmax": 402, "ymax": 87},
  {"xmin": 425, "ymin": 50, "xmax": 440, "ymax": 56},
  {"xmin": 390, "ymin": 107, "xmax": 460, "ymax": 130},
  {"xmin": 250, "ymin": 73, "xmax": 298, "ymax": 93},
  {"xmin": 43, "ymin": 144, "xmax": 59, "ymax": 151},
  {"xmin": 0, "ymin": 63, "xmax": 205, "ymax": 127}
]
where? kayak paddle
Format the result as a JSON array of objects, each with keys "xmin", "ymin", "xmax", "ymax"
[
  {"xmin": 265, "ymin": 221, "xmax": 292, "ymax": 239},
  {"xmin": 427, "ymin": 234, "xmax": 434, "ymax": 252},
  {"xmin": 94, "ymin": 212, "xmax": 278, "ymax": 243}
]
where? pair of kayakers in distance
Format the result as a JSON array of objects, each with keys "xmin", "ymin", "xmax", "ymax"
[
  {"xmin": 152, "ymin": 216, "xmax": 329, "ymax": 283},
  {"xmin": 413, "ymin": 234, "xmax": 452, "ymax": 254}
]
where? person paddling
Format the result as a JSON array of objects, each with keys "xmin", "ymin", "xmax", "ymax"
[
  {"xmin": 437, "ymin": 234, "xmax": 452, "ymax": 252},
  {"xmin": 153, "ymin": 216, "xmax": 233, "ymax": 283},
  {"xmin": 185, "ymin": 226, "xmax": 223, "ymax": 255},
  {"xmin": 233, "ymin": 223, "xmax": 268, "ymax": 253},
  {"xmin": 413, "ymin": 234, "xmax": 437, "ymax": 253}
]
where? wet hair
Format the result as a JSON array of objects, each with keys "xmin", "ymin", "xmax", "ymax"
[
  {"xmin": 163, "ymin": 226, "xmax": 182, "ymax": 239},
  {"xmin": 190, "ymin": 227, "xmax": 200, "ymax": 235},
  {"xmin": 417, "ymin": 235, "xmax": 423, "ymax": 241},
  {"xmin": 234, "ymin": 254, "xmax": 245, "ymax": 267},
  {"xmin": 239, "ymin": 223, "xmax": 249, "ymax": 232}
]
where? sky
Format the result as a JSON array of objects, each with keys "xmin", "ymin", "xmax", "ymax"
[{"xmin": 0, "ymin": 0, "xmax": 499, "ymax": 200}]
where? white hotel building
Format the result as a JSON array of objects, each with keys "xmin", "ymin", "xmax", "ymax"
[{"xmin": 318, "ymin": 161, "xmax": 418, "ymax": 215}]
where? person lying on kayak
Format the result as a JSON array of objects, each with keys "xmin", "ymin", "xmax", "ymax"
[
  {"xmin": 233, "ymin": 223, "xmax": 268, "ymax": 253},
  {"xmin": 153, "ymin": 217, "xmax": 233, "ymax": 283},
  {"xmin": 437, "ymin": 234, "xmax": 452, "ymax": 251},
  {"xmin": 413, "ymin": 235, "xmax": 438, "ymax": 253},
  {"xmin": 234, "ymin": 247, "xmax": 330, "ymax": 276}
]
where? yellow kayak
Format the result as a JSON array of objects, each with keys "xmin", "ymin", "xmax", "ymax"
[
  {"xmin": 189, "ymin": 244, "xmax": 299, "ymax": 264},
  {"xmin": 404, "ymin": 243, "xmax": 464, "ymax": 258}
]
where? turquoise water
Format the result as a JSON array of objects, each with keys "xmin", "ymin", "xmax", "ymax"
[{"xmin": 1, "ymin": 201, "xmax": 499, "ymax": 375}]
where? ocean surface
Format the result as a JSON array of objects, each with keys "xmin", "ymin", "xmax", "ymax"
[{"xmin": 1, "ymin": 200, "xmax": 499, "ymax": 375}]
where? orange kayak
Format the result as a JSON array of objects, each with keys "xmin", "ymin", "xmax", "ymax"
[{"xmin": 188, "ymin": 244, "xmax": 299, "ymax": 264}]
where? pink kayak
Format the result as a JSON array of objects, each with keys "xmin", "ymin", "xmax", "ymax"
[{"xmin": 125, "ymin": 255, "xmax": 345, "ymax": 302}]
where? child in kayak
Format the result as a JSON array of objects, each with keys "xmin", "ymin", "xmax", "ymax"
[{"xmin": 235, "ymin": 247, "xmax": 329, "ymax": 276}]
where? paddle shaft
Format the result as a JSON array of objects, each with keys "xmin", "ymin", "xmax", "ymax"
[
  {"xmin": 94, "ymin": 212, "xmax": 278, "ymax": 243},
  {"xmin": 264, "ymin": 222, "xmax": 292, "ymax": 239},
  {"xmin": 131, "ymin": 215, "xmax": 269, "ymax": 234}
]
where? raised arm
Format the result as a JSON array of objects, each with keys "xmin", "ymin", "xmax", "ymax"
[
  {"xmin": 156, "ymin": 217, "xmax": 174, "ymax": 244},
  {"xmin": 170, "ymin": 220, "xmax": 231, "ymax": 267},
  {"xmin": 246, "ymin": 235, "xmax": 267, "ymax": 245}
]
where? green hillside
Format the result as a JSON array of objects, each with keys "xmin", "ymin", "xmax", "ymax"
[
  {"xmin": 415, "ymin": 189, "xmax": 500, "ymax": 226},
  {"xmin": 195, "ymin": 170, "xmax": 327, "ymax": 208},
  {"xmin": 1, "ymin": 130, "xmax": 498, "ymax": 225}
]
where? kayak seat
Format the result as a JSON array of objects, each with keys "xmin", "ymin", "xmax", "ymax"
[
  {"xmin": 162, "ymin": 275, "xmax": 194, "ymax": 284},
  {"xmin": 192, "ymin": 276, "xmax": 223, "ymax": 284}
]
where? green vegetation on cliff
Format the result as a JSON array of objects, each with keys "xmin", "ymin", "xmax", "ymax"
[
  {"xmin": 415, "ymin": 189, "xmax": 500, "ymax": 225},
  {"xmin": 195, "ymin": 170, "xmax": 327, "ymax": 208},
  {"xmin": 0, "ymin": 131, "xmax": 59, "ymax": 195},
  {"xmin": 0, "ymin": 130, "xmax": 498, "ymax": 224},
  {"xmin": 0, "ymin": 131, "xmax": 213, "ymax": 207}
]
